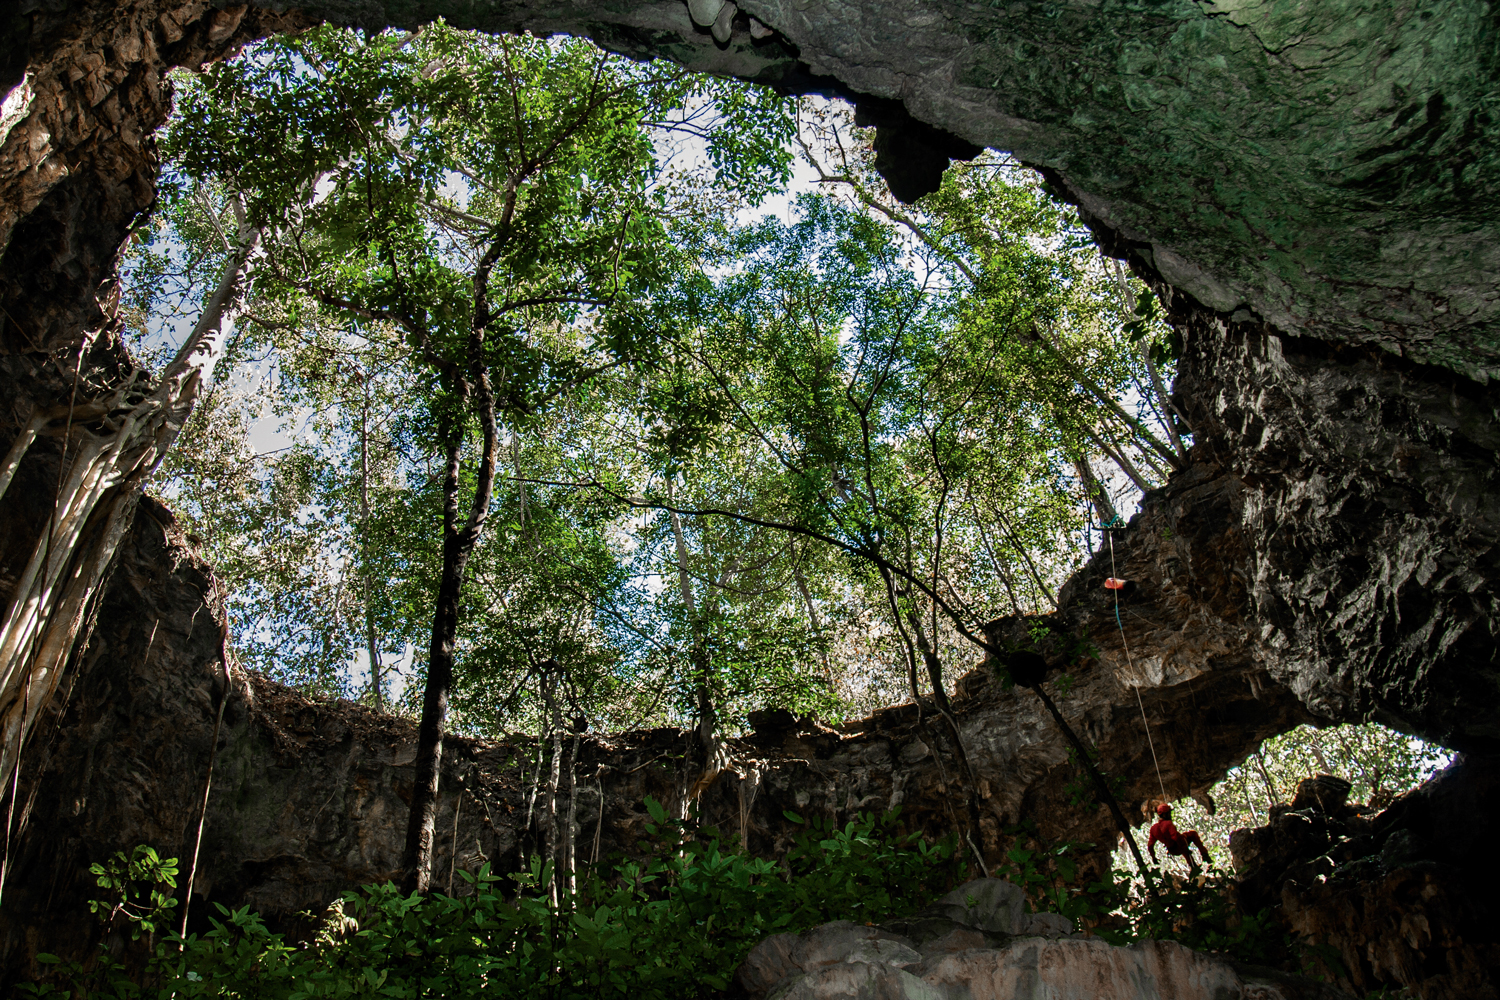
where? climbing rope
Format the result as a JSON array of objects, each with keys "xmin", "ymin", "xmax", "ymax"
[{"xmin": 1100, "ymin": 517, "xmax": 1168, "ymax": 805}]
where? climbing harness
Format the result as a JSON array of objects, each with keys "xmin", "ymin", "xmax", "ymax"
[{"xmin": 1096, "ymin": 516, "xmax": 1168, "ymax": 805}]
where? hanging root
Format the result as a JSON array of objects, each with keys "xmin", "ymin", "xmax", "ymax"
[
  {"xmin": 0, "ymin": 362, "xmax": 199, "ymax": 789},
  {"xmin": 0, "ymin": 212, "xmax": 260, "ymax": 793}
]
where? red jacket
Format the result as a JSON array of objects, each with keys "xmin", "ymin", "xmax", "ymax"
[{"xmin": 1148, "ymin": 818, "xmax": 1189, "ymax": 856}]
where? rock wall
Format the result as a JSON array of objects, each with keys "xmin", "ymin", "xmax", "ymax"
[
  {"xmin": 0, "ymin": 492, "xmax": 1311, "ymax": 986},
  {"xmin": 1, "ymin": 1, "xmax": 314, "ymax": 355},
  {"xmin": 1227, "ymin": 756, "xmax": 1500, "ymax": 1000},
  {"xmin": 987, "ymin": 307, "xmax": 1500, "ymax": 754}
]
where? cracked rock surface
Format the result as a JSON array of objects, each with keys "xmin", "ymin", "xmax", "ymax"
[
  {"xmin": 7, "ymin": 1, "xmax": 1499, "ymax": 369},
  {"xmin": 1228, "ymin": 756, "xmax": 1500, "ymax": 1000}
]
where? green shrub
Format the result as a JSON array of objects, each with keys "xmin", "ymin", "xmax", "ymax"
[
  {"xmin": 989, "ymin": 820, "xmax": 1289, "ymax": 967},
  {"xmin": 24, "ymin": 804, "xmax": 962, "ymax": 999}
]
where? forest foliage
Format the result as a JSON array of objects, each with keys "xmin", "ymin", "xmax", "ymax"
[
  {"xmin": 132, "ymin": 24, "xmax": 1180, "ymax": 739},
  {"xmin": 29, "ymin": 803, "xmax": 1313, "ymax": 998},
  {"xmin": 29, "ymin": 808, "xmax": 966, "ymax": 999},
  {"xmin": 104, "ymin": 14, "xmax": 1451, "ymax": 930}
]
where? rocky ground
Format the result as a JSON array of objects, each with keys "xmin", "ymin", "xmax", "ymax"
[{"xmin": 733, "ymin": 878, "xmax": 1347, "ymax": 1000}]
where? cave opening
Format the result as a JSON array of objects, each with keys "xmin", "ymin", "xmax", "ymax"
[{"xmin": 2, "ymin": 1, "xmax": 1498, "ymax": 996}]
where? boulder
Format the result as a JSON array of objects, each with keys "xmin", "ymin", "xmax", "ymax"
[
  {"xmin": 1290, "ymin": 776, "xmax": 1352, "ymax": 814},
  {"xmin": 735, "ymin": 878, "xmax": 1350, "ymax": 1000},
  {"xmin": 917, "ymin": 879, "xmax": 1028, "ymax": 936}
]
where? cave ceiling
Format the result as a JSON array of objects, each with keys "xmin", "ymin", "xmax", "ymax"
[{"xmin": 269, "ymin": 0, "xmax": 1500, "ymax": 378}]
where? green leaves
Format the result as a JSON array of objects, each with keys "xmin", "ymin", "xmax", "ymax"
[
  {"xmin": 140, "ymin": 21, "xmax": 1186, "ymax": 745},
  {"xmin": 44, "ymin": 816, "xmax": 955, "ymax": 998},
  {"xmin": 86, "ymin": 846, "xmax": 181, "ymax": 942},
  {"xmin": 1122, "ymin": 288, "xmax": 1181, "ymax": 367},
  {"xmin": 143, "ymin": 23, "xmax": 802, "ymax": 727}
]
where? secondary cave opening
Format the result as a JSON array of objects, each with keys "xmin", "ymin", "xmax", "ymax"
[{"xmin": 1112, "ymin": 720, "xmax": 1453, "ymax": 883}]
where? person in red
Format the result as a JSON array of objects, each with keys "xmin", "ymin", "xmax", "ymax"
[{"xmin": 1147, "ymin": 803, "xmax": 1212, "ymax": 871}]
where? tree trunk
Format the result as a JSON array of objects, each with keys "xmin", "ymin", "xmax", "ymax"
[
  {"xmin": 1028, "ymin": 681, "xmax": 1156, "ymax": 893},
  {"xmin": 563, "ymin": 728, "xmax": 580, "ymax": 897},
  {"xmin": 544, "ymin": 714, "xmax": 562, "ymax": 904},
  {"xmin": 793, "ymin": 562, "xmax": 830, "ymax": 677},
  {"xmin": 1072, "ymin": 455, "xmax": 1118, "ymax": 527},
  {"xmin": 401, "ymin": 437, "xmax": 464, "ymax": 895},
  {"xmin": 400, "ymin": 385, "xmax": 498, "ymax": 892},
  {"xmin": 666, "ymin": 477, "xmax": 714, "ymax": 754},
  {"xmin": 360, "ymin": 392, "xmax": 382, "ymax": 711}
]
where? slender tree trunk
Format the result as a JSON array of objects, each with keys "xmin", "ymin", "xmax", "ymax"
[
  {"xmin": 1238, "ymin": 769, "xmax": 1260, "ymax": 824},
  {"xmin": 880, "ymin": 566, "xmax": 924, "ymax": 718},
  {"xmin": 1029, "ymin": 682, "xmax": 1156, "ymax": 895},
  {"xmin": 535, "ymin": 663, "xmax": 564, "ymax": 901},
  {"xmin": 793, "ymin": 562, "xmax": 831, "ymax": 677},
  {"xmin": 988, "ymin": 506, "xmax": 1058, "ymax": 608},
  {"xmin": 666, "ymin": 477, "xmax": 714, "ymax": 754},
  {"xmin": 904, "ymin": 606, "xmax": 990, "ymax": 875},
  {"xmin": 544, "ymin": 716, "xmax": 563, "ymax": 904},
  {"xmin": 1073, "ymin": 455, "xmax": 1118, "ymax": 526},
  {"xmin": 1254, "ymin": 748, "xmax": 1279, "ymax": 810},
  {"xmin": 401, "ymin": 383, "xmax": 498, "ymax": 892},
  {"xmin": 360, "ymin": 392, "xmax": 382, "ymax": 711},
  {"xmin": 521, "ymin": 721, "xmax": 543, "ymax": 865},
  {"xmin": 1082, "ymin": 424, "xmax": 1151, "ymax": 493},
  {"xmin": 1111, "ymin": 259, "xmax": 1191, "ymax": 454},
  {"xmin": 448, "ymin": 789, "xmax": 464, "ymax": 895},
  {"xmin": 563, "ymin": 728, "xmax": 580, "ymax": 896},
  {"xmin": 402, "ymin": 438, "xmax": 465, "ymax": 894}
]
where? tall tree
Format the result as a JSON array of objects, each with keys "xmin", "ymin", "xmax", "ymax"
[{"xmin": 165, "ymin": 23, "xmax": 791, "ymax": 891}]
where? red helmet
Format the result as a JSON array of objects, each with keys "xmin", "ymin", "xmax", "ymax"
[{"xmin": 1155, "ymin": 803, "xmax": 1172, "ymax": 816}]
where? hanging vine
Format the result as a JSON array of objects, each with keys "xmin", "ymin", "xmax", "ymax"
[{"xmin": 0, "ymin": 204, "xmax": 261, "ymax": 793}]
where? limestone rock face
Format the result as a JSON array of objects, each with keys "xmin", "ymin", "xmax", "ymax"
[
  {"xmin": 0, "ymin": 0, "xmax": 315, "ymax": 354},
  {"xmin": 1227, "ymin": 755, "xmax": 1500, "ymax": 1000},
  {"xmin": 988, "ymin": 313, "xmax": 1500, "ymax": 756},
  {"xmin": 734, "ymin": 878, "xmax": 1346, "ymax": 1000}
]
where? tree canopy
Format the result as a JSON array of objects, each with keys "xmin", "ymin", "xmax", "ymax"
[{"xmin": 117, "ymin": 21, "xmax": 1447, "ymax": 893}]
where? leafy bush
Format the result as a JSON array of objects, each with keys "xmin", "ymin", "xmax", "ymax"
[
  {"xmin": 25, "ymin": 803, "xmax": 962, "ymax": 999},
  {"xmin": 1100, "ymin": 871, "xmax": 1288, "ymax": 965},
  {"xmin": 85, "ymin": 846, "xmax": 180, "ymax": 942},
  {"xmin": 989, "ymin": 820, "xmax": 1288, "ymax": 966}
]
